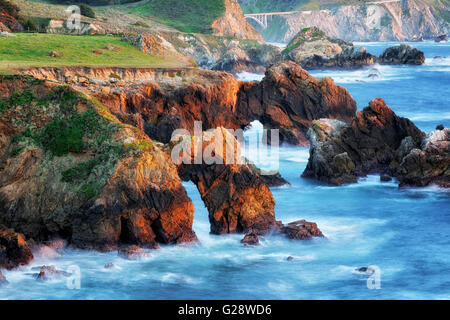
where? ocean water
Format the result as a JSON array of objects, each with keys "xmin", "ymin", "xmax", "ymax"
[{"xmin": 1, "ymin": 42, "xmax": 449, "ymax": 300}]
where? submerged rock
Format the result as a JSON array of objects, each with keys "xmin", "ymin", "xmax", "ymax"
[
  {"xmin": 241, "ymin": 233, "xmax": 259, "ymax": 246},
  {"xmin": 378, "ymin": 44, "xmax": 425, "ymax": 65},
  {"xmin": 0, "ymin": 225, "xmax": 33, "ymax": 270},
  {"xmin": 36, "ymin": 265, "xmax": 70, "ymax": 281},
  {"xmin": 380, "ymin": 174, "xmax": 392, "ymax": 182},
  {"xmin": 118, "ymin": 245, "xmax": 150, "ymax": 260}
]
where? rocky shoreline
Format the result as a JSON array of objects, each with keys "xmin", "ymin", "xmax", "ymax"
[{"xmin": 0, "ymin": 58, "xmax": 448, "ymax": 278}]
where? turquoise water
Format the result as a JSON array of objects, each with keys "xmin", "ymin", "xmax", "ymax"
[{"xmin": 0, "ymin": 42, "xmax": 449, "ymax": 300}]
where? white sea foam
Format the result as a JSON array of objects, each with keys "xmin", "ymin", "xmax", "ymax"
[{"xmin": 236, "ymin": 72, "xmax": 264, "ymax": 82}]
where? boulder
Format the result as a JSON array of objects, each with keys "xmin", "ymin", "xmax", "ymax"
[
  {"xmin": 435, "ymin": 35, "xmax": 448, "ymax": 42},
  {"xmin": 118, "ymin": 245, "xmax": 150, "ymax": 260},
  {"xmin": 0, "ymin": 225, "xmax": 33, "ymax": 270},
  {"xmin": 380, "ymin": 174, "xmax": 392, "ymax": 182},
  {"xmin": 241, "ymin": 233, "xmax": 259, "ymax": 246},
  {"xmin": 378, "ymin": 44, "xmax": 425, "ymax": 65},
  {"xmin": 303, "ymin": 98, "xmax": 425, "ymax": 185},
  {"xmin": 276, "ymin": 220, "xmax": 324, "ymax": 240},
  {"xmin": 49, "ymin": 51, "xmax": 62, "ymax": 58}
]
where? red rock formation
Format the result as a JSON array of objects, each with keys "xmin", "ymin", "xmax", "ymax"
[
  {"xmin": 303, "ymin": 98, "xmax": 425, "ymax": 185},
  {"xmin": 173, "ymin": 128, "xmax": 276, "ymax": 235},
  {"xmin": 238, "ymin": 61, "xmax": 357, "ymax": 145},
  {"xmin": 0, "ymin": 225, "xmax": 33, "ymax": 270},
  {"xmin": 22, "ymin": 62, "xmax": 357, "ymax": 146}
]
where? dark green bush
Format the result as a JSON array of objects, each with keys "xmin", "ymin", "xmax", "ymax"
[{"xmin": 79, "ymin": 4, "xmax": 96, "ymax": 19}]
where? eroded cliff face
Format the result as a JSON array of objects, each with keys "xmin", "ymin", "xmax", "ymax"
[
  {"xmin": 212, "ymin": 0, "xmax": 264, "ymax": 41},
  {"xmin": 278, "ymin": 0, "xmax": 450, "ymax": 42},
  {"xmin": 0, "ymin": 76, "xmax": 196, "ymax": 251},
  {"xmin": 21, "ymin": 62, "xmax": 356, "ymax": 146}
]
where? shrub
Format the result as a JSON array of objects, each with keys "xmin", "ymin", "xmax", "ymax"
[
  {"xmin": 20, "ymin": 18, "xmax": 39, "ymax": 32},
  {"xmin": 79, "ymin": 4, "xmax": 96, "ymax": 19},
  {"xmin": 0, "ymin": 0, "xmax": 20, "ymax": 19}
]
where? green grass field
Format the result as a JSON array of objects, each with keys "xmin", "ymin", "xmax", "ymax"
[
  {"xmin": 0, "ymin": 33, "xmax": 183, "ymax": 74},
  {"xmin": 129, "ymin": 0, "xmax": 225, "ymax": 34}
]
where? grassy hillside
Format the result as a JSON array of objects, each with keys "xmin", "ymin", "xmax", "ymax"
[
  {"xmin": 129, "ymin": 0, "xmax": 226, "ymax": 34},
  {"xmin": 0, "ymin": 33, "xmax": 183, "ymax": 74}
]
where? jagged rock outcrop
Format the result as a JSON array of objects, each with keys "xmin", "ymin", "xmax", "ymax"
[
  {"xmin": 275, "ymin": 220, "xmax": 324, "ymax": 240},
  {"xmin": 390, "ymin": 128, "xmax": 450, "ymax": 187},
  {"xmin": 212, "ymin": 0, "xmax": 264, "ymax": 41},
  {"xmin": 35, "ymin": 265, "xmax": 70, "ymax": 280},
  {"xmin": 378, "ymin": 44, "xmax": 425, "ymax": 65},
  {"xmin": 302, "ymin": 98, "xmax": 425, "ymax": 185},
  {"xmin": 22, "ymin": 62, "xmax": 356, "ymax": 146},
  {"xmin": 238, "ymin": 61, "xmax": 357, "ymax": 145},
  {"xmin": 173, "ymin": 127, "xmax": 277, "ymax": 235},
  {"xmin": 283, "ymin": 27, "xmax": 375, "ymax": 69},
  {"xmin": 0, "ymin": 76, "xmax": 196, "ymax": 252},
  {"xmin": 0, "ymin": 224, "xmax": 33, "ymax": 270},
  {"xmin": 264, "ymin": 0, "xmax": 450, "ymax": 42},
  {"xmin": 435, "ymin": 34, "xmax": 448, "ymax": 42}
]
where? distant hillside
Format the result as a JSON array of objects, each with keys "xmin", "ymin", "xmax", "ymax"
[{"xmin": 239, "ymin": 0, "xmax": 450, "ymax": 42}]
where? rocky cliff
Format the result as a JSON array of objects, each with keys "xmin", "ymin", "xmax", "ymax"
[
  {"xmin": 260, "ymin": 0, "xmax": 450, "ymax": 42},
  {"xmin": 212, "ymin": 0, "xmax": 264, "ymax": 41}
]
